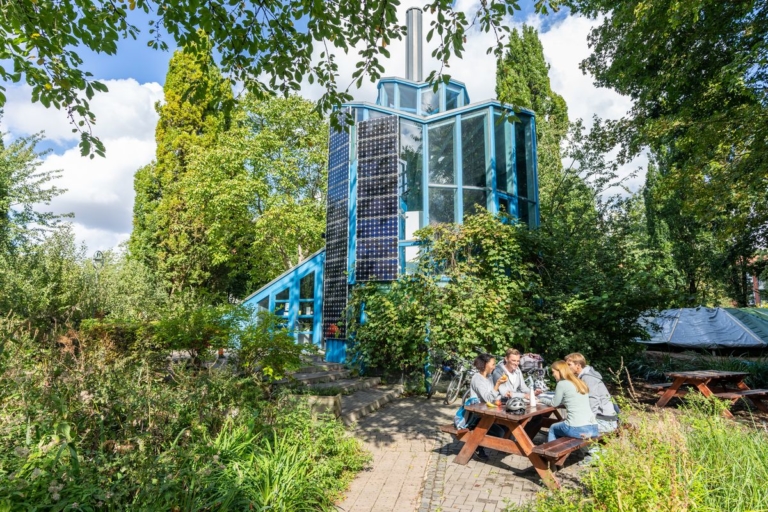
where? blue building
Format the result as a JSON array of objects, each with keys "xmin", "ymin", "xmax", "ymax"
[{"xmin": 242, "ymin": 9, "xmax": 539, "ymax": 361}]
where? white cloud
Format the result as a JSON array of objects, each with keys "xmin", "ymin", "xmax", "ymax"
[
  {"xmin": 3, "ymin": 79, "xmax": 163, "ymax": 254},
  {"xmin": 41, "ymin": 136, "xmax": 157, "ymax": 235},
  {"xmin": 4, "ymin": 79, "xmax": 162, "ymax": 144}
]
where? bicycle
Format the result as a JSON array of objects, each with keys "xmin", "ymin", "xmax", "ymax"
[
  {"xmin": 444, "ymin": 358, "xmax": 475, "ymax": 405},
  {"xmin": 425, "ymin": 349, "xmax": 452, "ymax": 399}
]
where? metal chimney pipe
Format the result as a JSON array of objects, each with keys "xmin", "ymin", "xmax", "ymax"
[{"xmin": 405, "ymin": 8, "xmax": 423, "ymax": 82}]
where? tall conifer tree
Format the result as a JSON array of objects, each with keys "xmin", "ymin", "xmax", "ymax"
[
  {"xmin": 130, "ymin": 40, "xmax": 233, "ymax": 296},
  {"xmin": 496, "ymin": 25, "xmax": 569, "ymax": 197}
]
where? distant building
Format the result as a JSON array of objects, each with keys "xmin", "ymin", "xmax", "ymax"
[{"xmin": 242, "ymin": 9, "xmax": 540, "ymax": 361}]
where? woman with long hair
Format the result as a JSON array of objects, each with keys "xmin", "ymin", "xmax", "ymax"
[
  {"xmin": 547, "ymin": 360, "xmax": 598, "ymax": 442},
  {"xmin": 467, "ymin": 353, "xmax": 508, "ymax": 460}
]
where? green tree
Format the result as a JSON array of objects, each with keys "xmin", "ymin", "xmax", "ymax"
[
  {"xmin": 129, "ymin": 41, "xmax": 233, "ymax": 297},
  {"xmin": 0, "ymin": 132, "xmax": 69, "ymax": 251},
  {"xmin": 0, "ymin": 0, "xmax": 559, "ymax": 157},
  {"xmin": 188, "ymin": 94, "xmax": 328, "ymax": 293},
  {"xmin": 567, "ymin": 0, "xmax": 768, "ymax": 305},
  {"xmin": 131, "ymin": 45, "xmax": 328, "ymax": 299},
  {"xmin": 496, "ymin": 24, "xmax": 569, "ymax": 193}
]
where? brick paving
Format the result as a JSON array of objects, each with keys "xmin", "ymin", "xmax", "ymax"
[{"xmin": 337, "ymin": 396, "xmax": 585, "ymax": 512}]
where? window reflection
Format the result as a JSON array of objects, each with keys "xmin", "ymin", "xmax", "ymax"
[
  {"xmin": 461, "ymin": 114, "xmax": 487, "ymax": 188},
  {"xmin": 428, "ymin": 121, "xmax": 455, "ymax": 185},
  {"xmin": 494, "ymin": 113, "xmax": 511, "ymax": 194},
  {"xmin": 400, "ymin": 120, "xmax": 423, "ymax": 240},
  {"xmin": 422, "ymin": 89, "xmax": 439, "ymax": 115},
  {"xmin": 446, "ymin": 88, "xmax": 460, "ymax": 110},
  {"xmin": 429, "ymin": 188, "xmax": 456, "ymax": 224},
  {"xmin": 463, "ymin": 189, "xmax": 487, "ymax": 217},
  {"xmin": 400, "ymin": 85, "xmax": 417, "ymax": 112}
]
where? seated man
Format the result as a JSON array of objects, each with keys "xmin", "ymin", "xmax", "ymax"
[
  {"xmin": 492, "ymin": 348, "xmax": 542, "ymax": 439},
  {"xmin": 564, "ymin": 353, "xmax": 618, "ymax": 434},
  {"xmin": 565, "ymin": 352, "xmax": 619, "ymax": 465}
]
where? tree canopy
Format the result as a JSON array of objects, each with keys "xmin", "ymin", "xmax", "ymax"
[
  {"xmin": 130, "ymin": 43, "xmax": 328, "ymax": 300},
  {"xmin": 1, "ymin": 0, "xmax": 559, "ymax": 157}
]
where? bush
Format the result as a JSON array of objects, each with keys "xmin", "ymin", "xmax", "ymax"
[{"xmin": 0, "ymin": 318, "xmax": 367, "ymax": 510}]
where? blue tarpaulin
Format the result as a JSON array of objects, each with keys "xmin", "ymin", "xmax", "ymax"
[{"xmin": 639, "ymin": 307, "xmax": 768, "ymax": 349}]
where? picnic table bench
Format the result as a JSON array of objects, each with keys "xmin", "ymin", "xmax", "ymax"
[
  {"xmin": 439, "ymin": 403, "xmax": 565, "ymax": 489},
  {"xmin": 653, "ymin": 370, "xmax": 768, "ymax": 418}
]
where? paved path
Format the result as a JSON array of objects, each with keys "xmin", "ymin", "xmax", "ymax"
[{"xmin": 337, "ymin": 396, "xmax": 584, "ymax": 512}]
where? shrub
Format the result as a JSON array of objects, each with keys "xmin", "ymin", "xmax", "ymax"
[{"xmin": 0, "ymin": 317, "xmax": 367, "ymax": 510}]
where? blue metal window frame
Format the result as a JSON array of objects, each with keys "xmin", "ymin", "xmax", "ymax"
[{"xmin": 241, "ymin": 250, "xmax": 326, "ymax": 346}]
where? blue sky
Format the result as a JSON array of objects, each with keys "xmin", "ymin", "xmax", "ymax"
[{"xmin": 2, "ymin": 1, "xmax": 641, "ymax": 255}]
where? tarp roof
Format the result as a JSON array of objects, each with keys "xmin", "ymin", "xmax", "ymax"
[{"xmin": 639, "ymin": 307, "xmax": 768, "ymax": 348}]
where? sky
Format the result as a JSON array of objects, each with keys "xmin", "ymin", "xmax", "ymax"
[{"xmin": 1, "ymin": 0, "xmax": 645, "ymax": 255}]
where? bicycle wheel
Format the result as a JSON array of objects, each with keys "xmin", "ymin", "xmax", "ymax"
[
  {"xmin": 444, "ymin": 372, "xmax": 464, "ymax": 405},
  {"xmin": 427, "ymin": 368, "xmax": 442, "ymax": 399}
]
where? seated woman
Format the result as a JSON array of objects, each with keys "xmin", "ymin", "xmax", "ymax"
[
  {"xmin": 468, "ymin": 353, "xmax": 508, "ymax": 460},
  {"xmin": 547, "ymin": 360, "xmax": 599, "ymax": 443}
]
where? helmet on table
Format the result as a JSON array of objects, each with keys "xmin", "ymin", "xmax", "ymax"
[{"xmin": 505, "ymin": 397, "xmax": 527, "ymax": 415}]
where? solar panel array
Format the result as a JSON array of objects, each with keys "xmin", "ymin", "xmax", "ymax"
[
  {"xmin": 322, "ymin": 129, "xmax": 350, "ymax": 339},
  {"xmin": 356, "ymin": 116, "xmax": 399, "ymax": 281}
]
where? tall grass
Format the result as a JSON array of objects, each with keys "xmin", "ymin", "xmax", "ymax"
[
  {"xmin": 0, "ymin": 319, "xmax": 369, "ymax": 510},
  {"xmin": 509, "ymin": 394, "xmax": 768, "ymax": 512}
]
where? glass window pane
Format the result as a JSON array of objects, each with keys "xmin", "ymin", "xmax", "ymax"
[
  {"xmin": 429, "ymin": 187, "xmax": 456, "ymax": 224},
  {"xmin": 428, "ymin": 121, "xmax": 455, "ymax": 185},
  {"xmin": 446, "ymin": 88, "xmax": 460, "ymax": 110},
  {"xmin": 515, "ymin": 121, "xmax": 528, "ymax": 199},
  {"xmin": 399, "ymin": 120, "xmax": 423, "ymax": 240},
  {"xmin": 300, "ymin": 273, "xmax": 314, "ymax": 299},
  {"xmin": 494, "ymin": 113, "xmax": 511, "ymax": 193},
  {"xmin": 257, "ymin": 298, "xmax": 269, "ymax": 313},
  {"xmin": 299, "ymin": 301, "xmax": 314, "ymax": 316},
  {"xmin": 400, "ymin": 85, "xmax": 417, "ymax": 112},
  {"xmin": 369, "ymin": 110, "xmax": 390, "ymax": 119},
  {"xmin": 421, "ymin": 89, "xmax": 439, "ymax": 115},
  {"xmin": 498, "ymin": 195, "xmax": 516, "ymax": 217},
  {"xmin": 518, "ymin": 197, "xmax": 530, "ymax": 225},
  {"xmin": 276, "ymin": 287, "xmax": 289, "ymax": 300},
  {"xmin": 274, "ymin": 302, "xmax": 289, "ymax": 317},
  {"xmin": 461, "ymin": 114, "xmax": 487, "ymax": 188},
  {"xmin": 399, "ymin": 245, "xmax": 420, "ymax": 274},
  {"xmin": 298, "ymin": 332, "xmax": 312, "ymax": 344},
  {"xmin": 356, "ymin": 108, "xmax": 365, "ymax": 123},
  {"xmin": 382, "ymin": 83, "xmax": 395, "ymax": 108},
  {"xmin": 298, "ymin": 319, "xmax": 313, "ymax": 332},
  {"xmin": 463, "ymin": 189, "xmax": 487, "ymax": 218}
]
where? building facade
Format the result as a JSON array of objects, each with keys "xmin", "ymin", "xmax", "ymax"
[{"xmin": 242, "ymin": 10, "xmax": 540, "ymax": 361}]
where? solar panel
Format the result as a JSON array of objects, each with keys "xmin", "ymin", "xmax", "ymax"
[
  {"xmin": 356, "ymin": 116, "xmax": 399, "ymax": 282},
  {"xmin": 322, "ymin": 129, "xmax": 350, "ymax": 339}
]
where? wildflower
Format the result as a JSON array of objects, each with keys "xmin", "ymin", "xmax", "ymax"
[
  {"xmin": 212, "ymin": 454, "xmax": 219, "ymax": 463},
  {"xmin": 14, "ymin": 446, "xmax": 29, "ymax": 458},
  {"xmin": 31, "ymin": 468, "xmax": 42, "ymax": 479},
  {"xmin": 79, "ymin": 390, "xmax": 93, "ymax": 404},
  {"xmin": 52, "ymin": 493, "xmax": 60, "ymax": 501}
]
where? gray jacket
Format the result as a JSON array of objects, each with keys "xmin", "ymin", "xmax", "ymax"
[
  {"xmin": 578, "ymin": 366, "xmax": 617, "ymax": 418},
  {"xmin": 491, "ymin": 364, "xmax": 530, "ymax": 398}
]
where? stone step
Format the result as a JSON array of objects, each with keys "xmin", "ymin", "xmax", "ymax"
[
  {"xmin": 341, "ymin": 385, "xmax": 404, "ymax": 426},
  {"xmin": 297, "ymin": 362, "xmax": 345, "ymax": 374},
  {"xmin": 309, "ymin": 377, "xmax": 381, "ymax": 394},
  {"xmin": 290, "ymin": 369, "xmax": 351, "ymax": 385}
]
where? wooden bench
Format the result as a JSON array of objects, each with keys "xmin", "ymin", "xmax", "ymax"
[
  {"xmin": 439, "ymin": 424, "xmax": 469, "ymax": 438},
  {"xmin": 712, "ymin": 389, "xmax": 768, "ymax": 413},
  {"xmin": 644, "ymin": 382, "xmax": 690, "ymax": 396},
  {"xmin": 532, "ymin": 435, "xmax": 603, "ymax": 469}
]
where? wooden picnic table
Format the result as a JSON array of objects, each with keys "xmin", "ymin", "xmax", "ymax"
[
  {"xmin": 451, "ymin": 403, "xmax": 564, "ymax": 490},
  {"xmin": 654, "ymin": 370, "xmax": 768, "ymax": 418}
]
